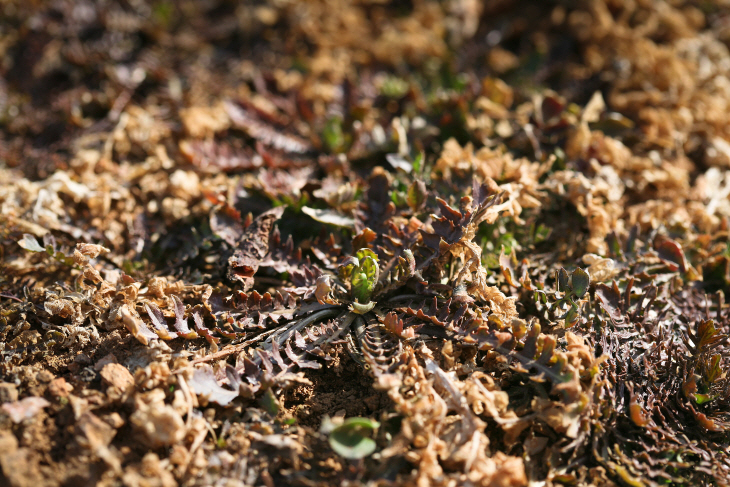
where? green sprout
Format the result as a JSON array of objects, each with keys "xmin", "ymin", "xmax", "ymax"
[
  {"xmin": 338, "ymin": 248, "xmax": 380, "ymax": 312},
  {"xmin": 322, "ymin": 416, "xmax": 379, "ymax": 460}
]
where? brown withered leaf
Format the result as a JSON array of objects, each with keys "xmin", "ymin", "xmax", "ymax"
[
  {"xmin": 180, "ymin": 139, "xmax": 261, "ymax": 173},
  {"xmin": 228, "ymin": 206, "xmax": 285, "ymax": 290},
  {"xmin": 187, "ymin": 365, "xmax": 240, "ymax": 406},
  {"xmin": 224, "ymin": 101, "xmax": 312, "ymax": 153}
]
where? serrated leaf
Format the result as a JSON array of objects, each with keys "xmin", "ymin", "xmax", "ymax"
[
  {"xmin": 705, "ymin": 354, "xmax": 723, "ymax": 384},
  {"xmin": 693, "ymin": 319, "xmax": 725, "ymax": 353},
  {"xmin": 406, "ymin": 180, "xmax": 427, "ymax": 211},
  {"xmin": 314, "ymin": 275, "xmax": 333, "ymax": 304},
  {"xmin": 352, "ymin": 228, "xmax": 377, "ymax": 251}
]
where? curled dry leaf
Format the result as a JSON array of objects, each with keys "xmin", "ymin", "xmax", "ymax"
[
  {"xmin": 301, "ymin": 206, "xmax": 356, "ymax": 228},
  {"xmin": 228, "ymin": 206, "xmax": 286, "ymax": 291},
  {"xmin": 187, "ymin": 365, "xmax": 240, "ymax": 406}
]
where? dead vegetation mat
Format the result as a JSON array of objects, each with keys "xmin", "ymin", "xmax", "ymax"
[{"xmin": 2, "ymin": 1, "xmax": 730, "ymax": 486}]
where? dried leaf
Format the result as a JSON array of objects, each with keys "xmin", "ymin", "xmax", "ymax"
[
  {"xmin": 301, "ymin": 206, "xmax": 355, "ymax": 228},
  {"xmin": 17, "ymin": 234, "xmax": 46, "ymax": 253},
  {"xmin": 188, "ymin": 365, "xmax": 240, "ymax": 406}
]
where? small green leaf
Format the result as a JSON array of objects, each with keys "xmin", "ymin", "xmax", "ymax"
[
  {"xmin": 557, "ymin": 268, "xmax": 569, "ymax": 293},
  {"xmin": 705, "ymin": 354, "xmax": 723, "ymax": 384},
  {"xmin": 390, "ymin": 189, "xmax": 408, "ymax": 207},
  {"xmin": 412, "ymin": 152, "xmax": 424, "ymax": 173},
  {"xmin": 360, "ymin": 256, "xmax": 378, "ymax": 282},
  {"xmin": 257, "ymin": 388, "xmax": 280, "ymax": 416},
  {"xmin": 564, "ymin": 304, "xmax": 580, "ymax": 327},
  {"xmin": 337, "ymin": 257, "xmax": 359, "ymax": 282},
  {"xmin": 407, "ymin": 180, "xmax": 427, "ymax": 212},
  {"xmin": 571, "ymin": 268, "xmax": 590, "ymax": 298},
  {"xmin": 607, "ymin": 233, "xmax": 623, "ymax": 258},
  {"xmin": 351, "ymin": 257, "xmax": 378, "ymax": 303},
  {"xmin": 350, "ymin": 249, "xmax": 379, "ymax": 303},
  {"xmin": 692, "ymin": 393, "xmax": 716, "ymax": 405},
  {"xmin": 355, "ymin": 248, "xmax": 378, "ymax": 263},
  {"xmin": 18, "ymin": 234, "xmax": 46, "ymax": 253},
  {"xmin": 328, "ymin": 417, "xmax": 379, "ymax": 460},
  {"xmin": 323, "ymin": 116, "xmax": 348, "ymax": 153},
  {"xmin": 380, "ymin": 76, "xmax": 409, "ymax": 98}
]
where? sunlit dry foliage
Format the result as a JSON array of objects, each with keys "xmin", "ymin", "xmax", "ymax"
[{"xmin": 2, "ymin": 1, "xmax": 730, "ymax": 486}]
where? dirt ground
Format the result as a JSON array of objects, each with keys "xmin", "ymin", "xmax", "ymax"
[{"xmin": 2, "ymin": 1, "xmax": 730, "ymax": 486}]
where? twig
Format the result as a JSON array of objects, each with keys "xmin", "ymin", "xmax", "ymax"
[
  {"xmin": 0, "ymin": 293, "xmax": 23, "ymax": 303},
  {"xmin": 185, "ymin": 344, "xmax": 250, "ymax": 368}
]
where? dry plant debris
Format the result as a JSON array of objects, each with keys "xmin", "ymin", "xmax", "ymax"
[{"xmin": 2, "ymin": 1, "xmax": 730, "ymax": 486}]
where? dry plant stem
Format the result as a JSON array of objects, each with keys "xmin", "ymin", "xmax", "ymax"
[
  {"xmin": 0, "ymin": 294, "xmax": 23, "ymax": 303},
  {"xmin": 186, "ymin": 347, "xmax": 246, "ymax": 367}
]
